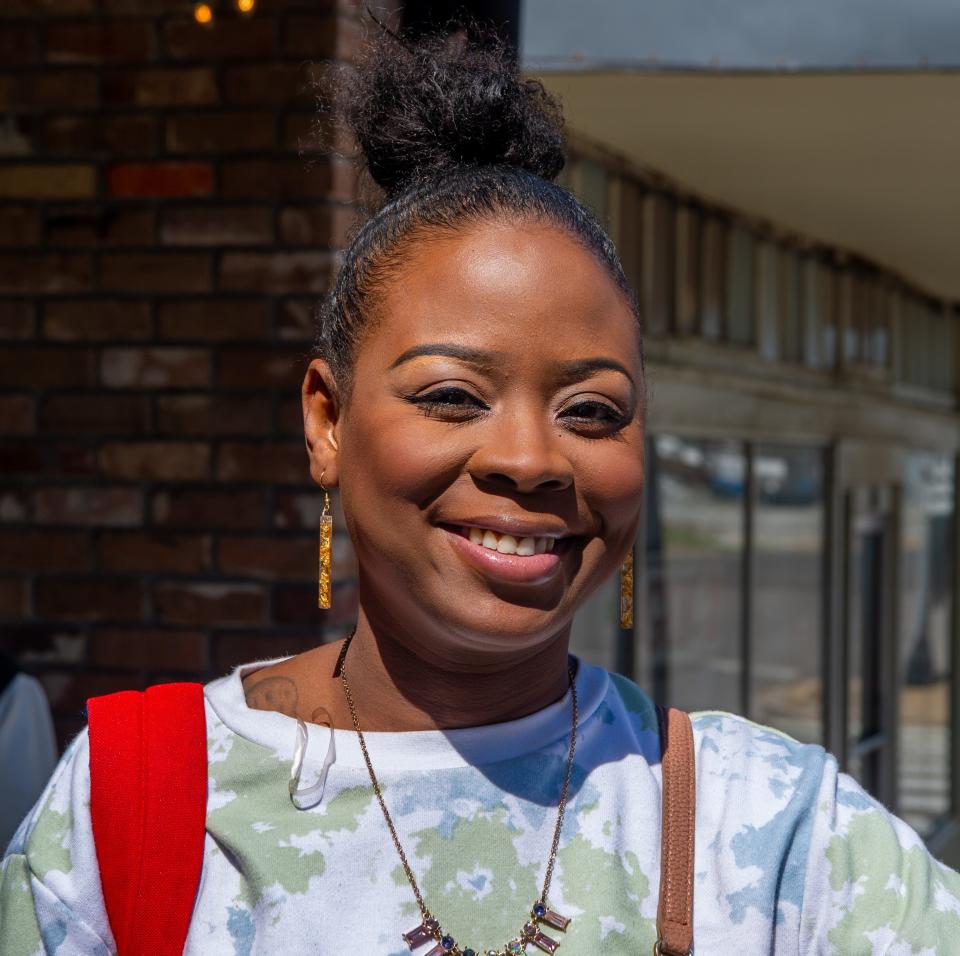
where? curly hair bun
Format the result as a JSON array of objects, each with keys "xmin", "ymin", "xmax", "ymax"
[{"xmin": 344, "ymin": 28, "xmax": 566, "ymax": 198}]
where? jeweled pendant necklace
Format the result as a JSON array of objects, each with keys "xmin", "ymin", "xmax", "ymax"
[{"xmin": 338, "ymin": 638, "xmax": 577, "ymax": 956}]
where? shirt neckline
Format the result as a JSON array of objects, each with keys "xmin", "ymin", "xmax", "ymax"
[{"xmin": 204, "ymin": 653, "xmax": 609, "ymax": 770}]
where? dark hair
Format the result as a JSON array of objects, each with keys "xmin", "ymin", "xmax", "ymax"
[{"xmin": 314, "ymin": 27, "xmax": 641, "ymax": 394}]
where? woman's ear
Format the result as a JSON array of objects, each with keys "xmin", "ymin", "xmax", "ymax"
[{"xmin": 302, "ymin": 358, "xmax": 341, "ymax": 488}]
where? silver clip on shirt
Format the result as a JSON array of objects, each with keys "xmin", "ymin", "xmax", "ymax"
[{"xmin": 288, "ymin": 709, "xmax": 336, "ymax": 810}]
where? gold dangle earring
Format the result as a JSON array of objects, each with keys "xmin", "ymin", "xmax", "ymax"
[
  {"xmin": 318, "ymin": 470, "xmax": 333, "ymax": 609},
  {"xmin": 619, "ymin": 549, "xmax": 634, "ymax": 629}
]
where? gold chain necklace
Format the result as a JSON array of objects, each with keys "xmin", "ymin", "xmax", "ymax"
[{"xmin": 339, "ymin": 645, "xmax": 577, "ymax": 956}]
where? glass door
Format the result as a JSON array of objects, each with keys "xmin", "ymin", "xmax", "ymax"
[{"xmin": 843, "ymin": 485, "xmax": 898, "ymax": 806}]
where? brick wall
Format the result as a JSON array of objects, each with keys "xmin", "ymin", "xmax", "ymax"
[{"xmin": 0, "ymin": 0, "xmax": 368, "ymax": 746}]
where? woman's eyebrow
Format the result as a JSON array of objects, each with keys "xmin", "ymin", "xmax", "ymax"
[
  {"xmin": 553, "ymin": 357, "xmax": 635, "ymax": 384},
  {"xmin": 388, "ymin": 343, "xmax": 504, "ymax": 370}
]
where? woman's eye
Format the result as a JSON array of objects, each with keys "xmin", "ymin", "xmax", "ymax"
[
  {"xmin": 408, "ymin": 387, "xmax": 487, "ymax": 417},
  {"xmin": 562, "ymin": 401, "xmax": 627, "ymax": 428}
]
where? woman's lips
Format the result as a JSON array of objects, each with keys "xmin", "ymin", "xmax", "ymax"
[{"xmin": 441, "ymin": 526, "xmax": 563, "ymax": 584}]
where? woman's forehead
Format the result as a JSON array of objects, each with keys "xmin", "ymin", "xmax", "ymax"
[{"xmin": 368, "ymin": 218, "xmax": 639, "ymax": 362}]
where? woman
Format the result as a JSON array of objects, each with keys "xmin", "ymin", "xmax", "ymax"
[{"xmin": 3, "ymin": 29, "xmax": 960, "ymax": 956}]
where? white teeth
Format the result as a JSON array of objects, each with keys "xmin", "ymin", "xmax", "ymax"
[
  {"xmin": 516, "ymin": 537, "xmax": 536, "ymax": 556},
  {"xmin": 463, "ymin": 526, "xmax": 561, "ymax": 555}
]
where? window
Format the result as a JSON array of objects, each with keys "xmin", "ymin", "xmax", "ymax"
[
  {"xmin": 699, "ymin": 216, "xmax": 726, "ymax": 341},
  {"xmin": 899, "ymin": 453, "xmax": 955, "ymax": 835},
  {"xmin": 675, "ymin": 204, "xmax": 701, "ymax": 337},
  {"xmin": 642, "ymin": 193, "xmax": 675, "ymax": 336},
  {"xmin": 642, "ymin": 435, "xmax": 745, "ymax": 712},
  {"xmin": 751, "ymin": 445, "xmax": 824, "ymax": 744},
  {"xmin": 726, "ymin": 226, "xmax": 755, "ymax": 346}
]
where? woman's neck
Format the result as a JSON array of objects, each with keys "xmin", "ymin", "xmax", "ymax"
[{"xmin": 242, "ymin": 610, "xmax": 573, "ymax": 732}]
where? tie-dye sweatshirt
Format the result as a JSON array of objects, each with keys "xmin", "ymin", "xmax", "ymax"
[{"xmin": 3, "ymin": 656, "xmax": 960, "ymax": 955}]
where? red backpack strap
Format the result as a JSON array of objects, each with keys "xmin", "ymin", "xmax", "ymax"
[{"xmin": 88, "ymin": 682, "xmax": 207, "ymax": 956}]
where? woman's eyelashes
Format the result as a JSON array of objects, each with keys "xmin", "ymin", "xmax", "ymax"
[
  {"xmin": 408, "ymin": 386, "xmax": 487, "ymax": 419},
  {"xmin": 560, "ymin": 399, "xmax": 631, "ymax": 434},
  {"xmin": 406, "ymin": 387, "xmax": 630, "ymax": 434}
]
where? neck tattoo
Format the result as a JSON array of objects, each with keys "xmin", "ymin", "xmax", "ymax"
[{"xmin": 337, "ymin": 636, "xmax": 577, "ymax": 956}]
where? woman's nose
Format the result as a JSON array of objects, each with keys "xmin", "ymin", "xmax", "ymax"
[{"xmin": 467, "ymin": 408, "xmax": 574, "ymax": 494}]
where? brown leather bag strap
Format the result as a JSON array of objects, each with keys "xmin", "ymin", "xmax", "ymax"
[{"xmin": 655, "ymin": 705, "xmax": 695, "ymax": 956}]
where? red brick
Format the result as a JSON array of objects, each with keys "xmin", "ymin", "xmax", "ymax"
[
  {"xmin": 217, "ymin": 441, "xmax": 309, "ymax": 483},
  {"xmin": 46, "ymin": 21, "xmax": 155, "ymax": 64},
  {"xmin": 98, "ymin": 441, "xmax": 210, "ymax": 480},
  {"xmin": 43, "ymin": 299, "xmax": 152, "ymax": 340},
  {"xmin": 52, "ymin": 442, "xmax": 98, "ymax": 477},
  {"xmin": 273, "ymin": 488, "xmax": 344, "ymax": 530},
  {"xmin": 0, "ymin": 207, "xmax": 42, "ymax": 246},
  {"xmin": 223, "ymin": 62, "xmax": 312, "ymax": 106},
  {"xmin": 33, "ymin": 485, "xmax": 142, "ymax": 527},
  {"xmin": 213, "ymin": 631, "xmax": 319, "ymax": 672},
  {"xmin": 0, "ymin": 395, "xmax": 34, "ymax": 434},
  {"xmin": 218, "ymin": 346, "xmax": 307, "ymax": 389},
  {"xmin": 0, "ymin": 163, "xmax": 96, "ymax": 199},
  {"xmin": 0, "ymin": 252, "xmax": 95, "ymax": 294},
  {"xmin": 0, "ymin": 25, "xmax": 40, "ymax": 66},
  {"xmin": 282, "ymin": 14, "xmax": 339, "ymax": 57},
  {"xmin": 220, "ymin": 251, "xmax": 332, "ymax": 293},
  {"xmin": 40, "ymin": 392, "xmax": 151, "ymax": 434},
  {"xmin": 153, "ymin": 581, "xmax": 264, "ymax": 626},
  {"xmin": 45, "ymin": 113, "xmax": 157, "ymax": 156},
  {"xmin": 0, "ymin": 528, "xmax": 91, "ymax": 571},
  {"xmin": 151, "ymin": 486, "xmax": 266, "ymax": 529},
  {"xmin": 0, "ymin": 114, "xmax": 35, "ymax": 156},
  {"xmin": 163, "ymin": 17, "xmax": 276, "ymax": 59},
  {"xmin": 221, "ymin": 158, "xmax": 333, "ymax": 200},
  {"xmin": 279, "ymin": 204, "xmax": 356, "ymax": 247},
  {"xmin": 0, "ymin": 577, "xmax": 28, "ymax": 617},
  {"xmin": 45, "ymin": 205, "xmax": 156, "ymax": 246},
  {"xmin": 1, "ymin": 0, "xmax": 95, "ymax": 14},
  {"xmin": 101, "ymin": 0, "xmax": 194, "ymax": 12},
  {"xmin": 156, "ymin": 394, "xmax": 272, "ymax": 436},
  {"xmin": 90, "ymin": 627, "xmax": 208, "ymax": 671},
  {"xmin": 0, "ymin": 489, "xmax": 29, "ymax": 523},
  {"xmin": 0, "ymin": 442, "xmax": 45, "ymax": 476},
  {"xmin": 108, "ymin": 162, "xmax": 212, "ymax": 199},
  {"xmin": 217, "ymin": 535, "xmax": 313, "ymax": 580},
  {"xmin": 165, "ymin": 110, "xmax": 276, "ymax": 153},
  {"xmin": 0, "ymin": 70, "xmax": 98, "ymax": 109},
  {"xmin": 0, "ymin": 346, "xmax": 96, "ymax": 387},
  {"xmin": 100, "ymin": 346, "xmax": 211, "ymax": 387},
  {"xmin": 219, "ymin": 533, "xmax": 354, "ymax": 580},
  {"xmin": 276, "ymin": 396, "xmax": 304, "ymax": 436},
  {"xmin": 273, "ymin": 489, "xmax": 323, "ymax": 528},
  {"xmin": 101, "ymin": 252, "xmax": 212, "ymax": 293},
  {"xmin": 277, "ymin": 298, "xmax": 316, "ymax": 342},
  {"xmin": 7, "ymin": 628, "xmax": 86, "ymax": 671},
  {"xmin": 35, "ymin": 575, "xmax": 143, "ymax": 621},
  {"xmin": 160, "ymin": 206, "xmax": 273, "ymax": 246},
  {"xmin": 0, "ymin": 300, "xmax": 35, "ymax": 339},
  {"xmin": 103, "ymin": 67, "xmax": 217, "ymax": 107},
  {"xmin": 41, "ymin": 672, "xmax": 144, "ymax": 721},
  {"xmin": 97, "ymin": 530, "xmax": 211, "ymax": 573},
  {"xmin": 273, "ymin": 579, "xmax": 357, "ymax": 627},
  {"xmin": 156, "ymin": 298, "xmax": 269, "ymax": 340},
  {"xmin": 281, "ymin": 111, "xmax": 337, "ymax": 153}
]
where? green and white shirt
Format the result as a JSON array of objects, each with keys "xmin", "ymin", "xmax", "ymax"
[{"xmin": 3, "ymin": 656, "xmax": 960, "ymax": 955}]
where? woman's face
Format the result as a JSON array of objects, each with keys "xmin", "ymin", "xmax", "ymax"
[{"xmin": 307, "ymin": 217, "xmax": 645, "ymax": 671}]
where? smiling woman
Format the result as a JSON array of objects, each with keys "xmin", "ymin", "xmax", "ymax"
[{"xmin": 4, "ymin": 23, "xmax": 960, "ymax": 956}]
